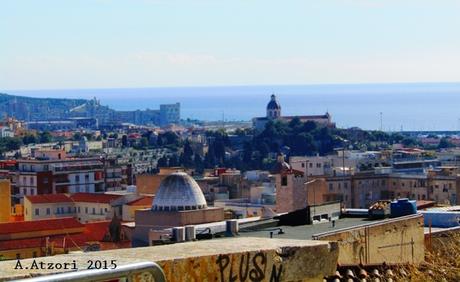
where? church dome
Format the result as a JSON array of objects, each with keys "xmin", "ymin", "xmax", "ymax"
[
  {"xmin": 267, "ymin": 94, "xmax": 281, "ymax": 110},
  {"xmin": 152, "ymin": 172, "xmax": 207, "ymax": 211}
]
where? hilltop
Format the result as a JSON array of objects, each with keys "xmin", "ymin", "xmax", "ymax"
[{"xmin": 0, "ymin": 93, "xmax": 89, "ymax": 121}]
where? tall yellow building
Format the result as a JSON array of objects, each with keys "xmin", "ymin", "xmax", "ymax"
[{"xmin": 0, "ymin": 180, "xmax": 11, "ymax": 223}]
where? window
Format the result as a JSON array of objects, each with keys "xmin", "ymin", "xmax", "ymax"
[
  {"xmin": 281, "ymin": 176, "xmax": 288, "ymax": 186},
  {"xmin": 67, "ymin": 207, "xmax": 71, "ymax": 213},
  {"xmin": 46, "ymin": 208, "xmax": 50, "ymax": 215},
  {"xmin": 85, "ymin": 207, "xmax": 88, "ymax": 214},
  {"xmin": 309, "ymin": 163, "xmax": 313, "ymax": 168},
  {"xmin": 22, "ymin": 188, "xmax": 27, "ymax": 195},
  {"xmin": 329, "ymin": 183, "xmax": 333, "ymax": 191},
  {"xmin": 344, "ymin": 182, "xmax": 348, "ymax": 189},
  {"xmin": 75, "ymin": 175, "xmax": 80, "ymax": 182},
  {"xmin": 92, "ymin": 208, "xmax": 96, "ymax": 214},
  {"xmin": 100, "ymin": 208, "xmax": 103, "ymax": 215},
  {"xmin": 78, "ymin": 207, "xmax": 81, "ymax": 213},
  {"xmin": 317, "ymin": 163, "xmax": 321, "ymax": 168},
  {"xmin": 85, "ymin": 174, "xmax": 90, "ymax": 182},
  {"xmin": 301, "ymin": 163, "xmax": 305, "ymax": 168},
  {"xmin": 30, "ymin": 177, "xmax": 34, "ymax": 186},
  {"xmin": 35, "ymin": 208, "xmax": 39, "ymax": 216},
  {"xmin": 104, "ymin": 208, "xmax": 108, "ymax": 213}
]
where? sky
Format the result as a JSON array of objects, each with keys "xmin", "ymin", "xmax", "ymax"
[{"xmin": 1, "ymin": 0, "xmax": 460, "ymax": 90}]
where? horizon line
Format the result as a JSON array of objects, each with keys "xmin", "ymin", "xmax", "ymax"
[{"xmin": 3, "ymin": 81, "xmax": 460, "ymax": 93}]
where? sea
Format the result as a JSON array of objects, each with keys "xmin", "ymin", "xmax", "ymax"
[{"xmin": 5, "ymin": 82, "xmax": 460, "ymax": 131}]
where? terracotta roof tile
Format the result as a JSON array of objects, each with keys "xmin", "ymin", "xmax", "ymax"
[
  {"xmin": 25, "ymin": 194, "xmax": 72, "ymax": 204},
  {"xmin": 0, "ymin": 218, "xmax": 83, "ymax": 235},
  {"xmin": 126, "ymin": 196, "xmax": 154, "ymax": 206},
  {"xmin": 84, "ymin": 221, "xmax": 110, "ymax": 241},
  {"xmin": 70, "ymin": 193, "xmax": 122, "ymax": 204}
]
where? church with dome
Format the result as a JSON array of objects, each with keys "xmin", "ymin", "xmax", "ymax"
[
  {"xmin": 252, "ymin": 94, "xmax": 334, "ymax": 132},
  {"xmin": 132, "ymin": 172, "xmax": 224, "ymax": 247}
]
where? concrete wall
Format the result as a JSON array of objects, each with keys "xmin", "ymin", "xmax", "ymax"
[
  {"xmin": 133, "ymin": 208, "xmax": 224, "ymax": 246},
  {"xmin": 313, "ymin": 214, "xmax": 425, "ymax": 266},
  {"xmin": 0, "ymin": 238, "xmax": 339, "ymax": 282}
]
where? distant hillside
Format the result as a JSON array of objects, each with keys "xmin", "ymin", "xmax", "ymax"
[
  {"xmin": 0, "ymin": 93, "xmax": 90, "ymax": 121},
  {"xmin": 0, "ymin": 93, "xmax": 159, "ymax": 126}
]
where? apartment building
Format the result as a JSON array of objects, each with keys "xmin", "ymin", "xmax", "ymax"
[
  {"xmin": 103, "ymin": 156, "xmax": 129, "ymax": 191},
  {"xmin": 15, "ymin": 158, "xmax": 105, "ymax": 202},
  {"xmin": 290, "ymin": 156, "xmax": 331, "ymax": 176}
]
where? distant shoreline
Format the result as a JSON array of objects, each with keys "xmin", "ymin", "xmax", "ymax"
[{"xmin": 3, "ymin": 82, "xmax": 460, "ymax": 131}]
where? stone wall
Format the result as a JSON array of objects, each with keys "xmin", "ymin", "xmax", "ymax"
[
  {"xmin": 0, "ymin": 238, "xmax": 339, "ymax": 282},
  {"xmin": 313, "ymin": 214, "xmax": 425, "ymax": 266}
]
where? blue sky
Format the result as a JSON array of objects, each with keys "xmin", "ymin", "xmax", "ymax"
[{"xmin": 1, "ymin": 0, "xmax": 460, "ymax": 90}]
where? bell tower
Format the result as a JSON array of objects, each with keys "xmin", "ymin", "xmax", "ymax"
[{"xmin": 266, "ymin": 94, "xmax": 281, "ymax": 119}]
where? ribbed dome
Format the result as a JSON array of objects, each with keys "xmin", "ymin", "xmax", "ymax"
[
  {"xmin": 152, "ymin": 172, "xmax": 207, "ymax": 211},
  {"xmin": 267, "ymin": 94, "xmax": 281, "ymax": 110}
]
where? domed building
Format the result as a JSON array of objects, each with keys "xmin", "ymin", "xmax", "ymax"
[
  {"xmin": 152, "ymin": 172, "xmax": 207, "ymax": 211},
  {"xmin": 266, "ymin": 94, "xmax": 281, "ymax": 119},
  {"xmin": 252, "ymin": 94, "xmax": 334, "ymax": 132},
  {"xmin": 133, "ymin": 172, "xmax": 224, "ymax": 247}
]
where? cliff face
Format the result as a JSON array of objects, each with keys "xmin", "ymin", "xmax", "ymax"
[{"xmin": 0, "ymin": 93, "xmax": 89, "ymax": 121}]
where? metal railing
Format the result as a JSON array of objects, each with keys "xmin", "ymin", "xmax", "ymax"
[{"xmin": 12, "ymin": 262, "xmax": 166, "ymax": 282}]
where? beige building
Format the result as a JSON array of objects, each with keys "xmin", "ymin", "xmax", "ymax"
[
  {"xmin": 136, "ymin": 167, "xmax": 188, "ymax": 195},
  {"xmin": 24, "ymin": 193, "xmax": 122, "ymax": 223},
  {"xmin": 122, "ymin": 196, "xmax": 153, "ymax": 221},
  {"xmin": 274, "ymin": 159, "xmax": 308, "ymax": 213},
  {"xmin": 290, "ymin": 155, "xmax": 331, "ymax": 177}
]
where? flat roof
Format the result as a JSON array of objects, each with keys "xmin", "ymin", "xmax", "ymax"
[{"xmin": 239, "ymin": 217, "xmax": 384, "ymax": 240}]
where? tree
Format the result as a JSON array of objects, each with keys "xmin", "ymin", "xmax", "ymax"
[
  {"xmin": 288, "ymin": 117, "xmax": 302, "ymax": 134},
  {"xmin": 181, "ymin": 140, "xmax": 194, "ymax": 167},
  {"xmin": 140, "ymin": 137, "xmax": 149, "ymax": 148},
  {"xmin": 438, "ymin": 138, "xmax": 454, "ymax": 149},
  {"xmin": 72, "ymin": 132, "xmax": 82, "ymax": 141},
  {"xmin": 38, "ymin": 131, "xmax": 52, "ymax": 143},
  {"xmin": 0, "ymin": 137, "xmax": 22, "ymax": 153},
  {"xmin": 193, "ymin": 153, "xmax": 204, "ymax": 173},
  {"xmin": 243, "ymin": 142, "xmax": 253, "ymax": 163},
  {"xmin": 157, "ymin": 156, "xmax": 168, "ymax": 168},
  {"xmin": 121, "ymin": 135, "xmax": 128, "ymax": 148},
  {"xmin": 22, "ymin": 134, "xmax": 37, "ymax": 145},
  {"xmin": 303, "ymin": 121, "xmax": 317, "ymax": 132}
]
